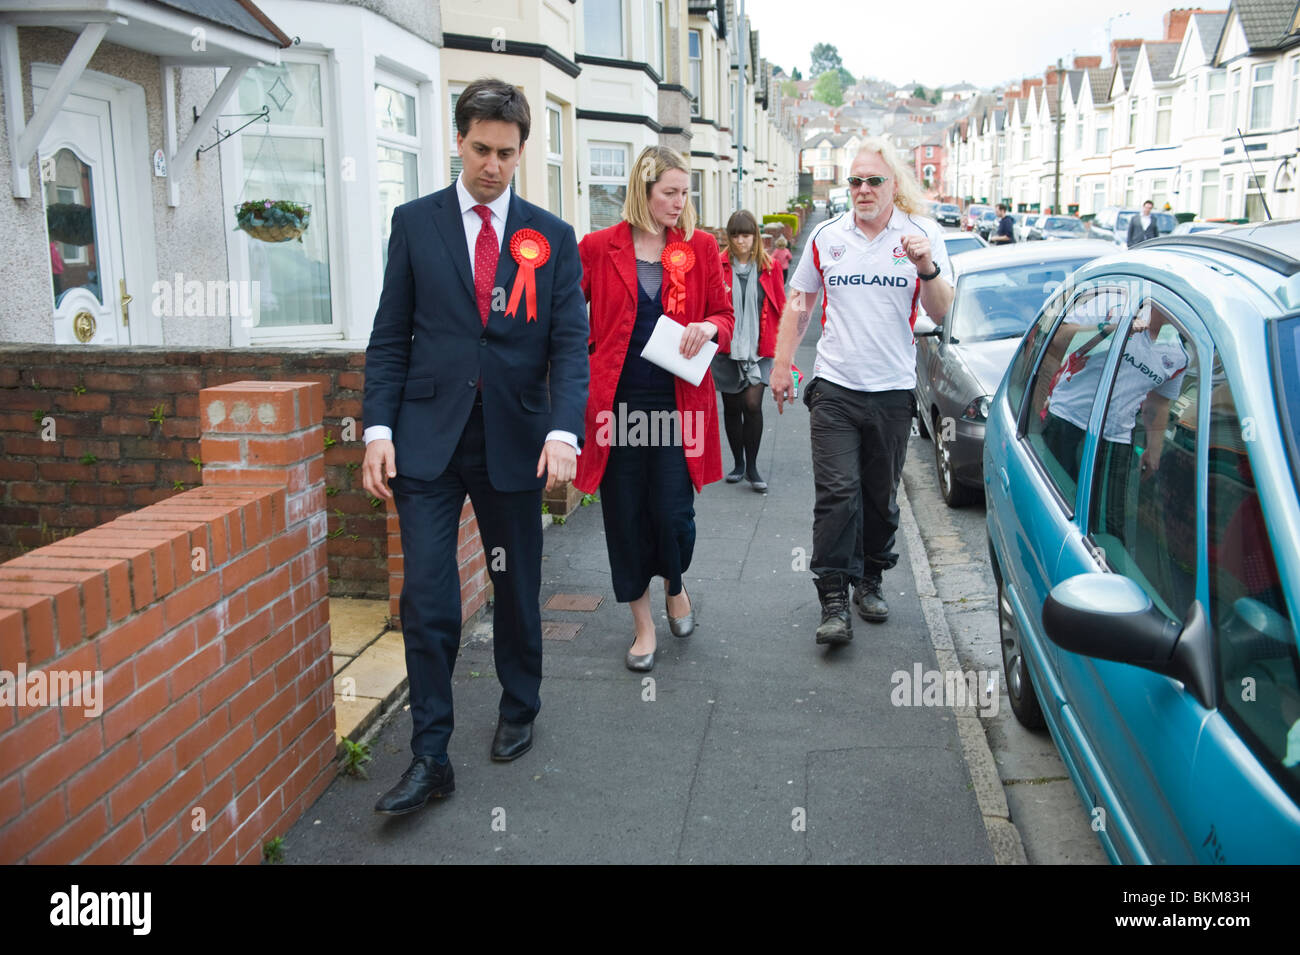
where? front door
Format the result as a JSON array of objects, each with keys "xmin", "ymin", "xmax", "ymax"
[{"xmin": 36, "ymin": 85, "xmax": 131, "ymax": 345}]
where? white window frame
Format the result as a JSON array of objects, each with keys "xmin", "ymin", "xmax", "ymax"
[
  {"xmin": 545, "ymin": 100, "xmax": 564, "ymax": 217},
  {"xmin": 584, "ymin": 0, "xmax": 625, "ymax": 58},
  {"xmin": 1230, "ymin": 68, "xmax": 1243, "ymax": 131},
  {"xmin": 448, "ymin": 82, "xmax": 465, "ymax": 184},
  {"xmin": 689, "ymin": 29, "xmax": 703, "ymax": 116},
  {"xmin": 1200, "ymin": 168, "xmax": 1219, "ymax": 218},
  {"xmin": 653, "ymin": 0, "xmax": 666, "ymax": 78},
  {"xmin": 588, "ymin": 140, "xmax": 628, "ymax": 231},
  {"xmin": 690, "ymin": 168, "xmax": 703, "ymax": 218},
  {"xmin": 1155, "ymin": 95, "xmax": 1172, "ymax": 145},
  {"xmin": 1207, "ymin": 70, "xmax": 1226, "ymax": 129},
  {"xmin": 375, "ymin": 70, "xmax": 421, "ymax": 278},
  {"xmin": 1250, "ymin": 63, "xmax": 1274, "ymax": 131},
  {"xmin": 223, "ymin": 53, "xmax": 344, "ymax": 343}
]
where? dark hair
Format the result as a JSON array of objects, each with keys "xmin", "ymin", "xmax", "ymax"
[
  {"xmin": 1143, "ymin": 198, "xmax": 1154, "ymax": 206},
  {"xmin": 455, "ymin": 78, "xmax": 531, "ymax": 143},
  {"xmin": 996, "ymin": 203, "xmax": 1008, "ymax": 213},
  {"xmin": 725, "ymin": 209, "xmax": 772, "ymax": 271}
]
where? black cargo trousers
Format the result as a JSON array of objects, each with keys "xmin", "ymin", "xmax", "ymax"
[{"xmin": 803, "ymin": 377, "xmax": 914, "ymax": 582}]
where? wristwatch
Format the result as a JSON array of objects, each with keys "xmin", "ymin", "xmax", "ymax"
[{"xmin": 917, "ymin": 262, "xmax": 941, "ymax": 281}]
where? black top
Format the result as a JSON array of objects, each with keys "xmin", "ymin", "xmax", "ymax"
[
  {"xmin": 997, "ymin": 215, "xmax": 1015, "ymax": 243},
  {"xmin": 615, "ymin": 263, "xmax": 676, "ymax": 409}
]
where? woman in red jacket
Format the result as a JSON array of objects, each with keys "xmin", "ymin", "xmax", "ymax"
[
  {"xmin": 715, "ymin": 210, "xmax": 787, "ymax": 492},
  {"xmin": 576, "ymin": 145, "xmax": 734, "ymax": 673}
]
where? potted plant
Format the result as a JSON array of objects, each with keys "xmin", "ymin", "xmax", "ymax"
[{"xmin": 234, "ymin": 199, "xmax": 311, "ymax": 243}]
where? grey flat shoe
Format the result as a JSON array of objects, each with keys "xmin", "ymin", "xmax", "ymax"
[
  {"xmin": 625, "ymin": 648, "xmax": 655, "ymax": 671},
  {"xmin": 665, "ymin": 588, "xmax": 695, "ymax": 638}
]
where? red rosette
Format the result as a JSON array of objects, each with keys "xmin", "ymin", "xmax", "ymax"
[
  {"xmin": 661, "ymin": 241, "xmax": 696, "ymax": 315},
  {"xmin": 505, "ymin": 228, "xmax": 551, "ymax": 321}
]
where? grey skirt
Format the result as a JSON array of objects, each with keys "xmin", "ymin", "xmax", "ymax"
[{"xmin": 711, "ymin": 354, "xmax": 773, "ymax": 394}]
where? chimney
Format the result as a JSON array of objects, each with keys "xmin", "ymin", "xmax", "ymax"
[
  {"xmin": 1073, "ymin": 55, "xmax": 1102, "ymax": 69},
  {"xmin": 1163, "ymin": 8, "xmax": 1208, "ymax": 43}
]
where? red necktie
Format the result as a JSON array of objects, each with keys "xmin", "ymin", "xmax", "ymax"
[{"xmin": 473, "ymin": 204, "xmax": 497, "ymax": 327}]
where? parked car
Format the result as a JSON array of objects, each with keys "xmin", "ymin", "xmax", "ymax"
[
  {"xmin": 964, "ymin": 203, "xmax": 992, "ymax": 231},
  {"xmin": 1088, "ymin": 205, "xmax": 1124, "ymax": 243},
  {"xmin": 1114, "ymin": 209, "xmax": 1177, "ymax": 246},
  {"xmin": 813, "ymin": 198, "xmax": 828, "ymax": 212},
  {"xmin": 1034, "ymin": 215, "xmax": 1087, "ymax": 241},
  {"xmin": 984, "ymin": 220, "xmax": 1300, "ymax": 863},
  {"xmin": 1017, "ymin": 214, "xmax": 1041, "ymax": 243},
  {"xmin": 975, "ymin": 210, "xmax": 999, "ymax": 240},
  {"xmin": 942, "ymin": 232, "xmax": 988, "ymax": 257},
  {"xmin": 912, "ymin": 239, "xmax": 1115, "ymax": 506},
  {"xmin": 1171, "ymin": 220, "xmax": 1226, "ymax": 235},
  {"xmin": 936, "ymin": 203, "xmax": 963, "ymax": 227}
]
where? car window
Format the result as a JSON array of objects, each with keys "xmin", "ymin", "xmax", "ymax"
[
  {"xmin": 1004, "ymin": 286, "xmax": 1067, "ymax": 416},
  {"xmin": 1087, "ymin": 301, "xmax": 1198, "ymax": 624},
  {"xmin": 1022, "ymin": 286, "xmax": 1132, "ymax": 506},
  {"xmin": 1154, "ymin": 212, "xmax": 1176, "ymax": 233},
  {"xmin": 1045, "ymin": 217, "xmax": 1085, "ymax": 234},
  {"xmin": 950, "ymin": 258, "xmax": 1096, "ymax": 344},
  {"xmin": 1208, "ymin": 353, "xmax": 1300, "ymax": 796}
]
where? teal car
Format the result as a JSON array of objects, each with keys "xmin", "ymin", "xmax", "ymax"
[{"xmin": 984, "ymin": 222, "xmax": 1300, "ymax": 863}]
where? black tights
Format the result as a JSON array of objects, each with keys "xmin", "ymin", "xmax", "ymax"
[{"xmin": 721, "ymin": 383, "xmax": 765, "ymax": 477}]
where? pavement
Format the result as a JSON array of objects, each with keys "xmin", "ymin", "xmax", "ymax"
[{"xmin": 285, "ymin": 214, "xmax": 1003, "ymax": 864}]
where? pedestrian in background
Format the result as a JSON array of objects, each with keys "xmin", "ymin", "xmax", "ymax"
[
  {"xmin": 1127, "ymin": 199, "xmax": 1158, "ymax": 247},
  {"xmin": 715, "ymin": 209, "xmax": 786, "ymax": 492},
  {"xmin": 990, "ymin": 203, "xmax": 1015, "ymax": 244},
  {"xmin": 576, "ymin": 145, "xmax": 734, "ymax": 672},
  {"xmin": 771, "ymin": 235, "xmax": 793, "ymax": 276}
]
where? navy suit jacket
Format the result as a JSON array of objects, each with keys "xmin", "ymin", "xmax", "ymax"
[{"xmin": 363, "ymin": 185, "xmax": 589, "ymax": 491}]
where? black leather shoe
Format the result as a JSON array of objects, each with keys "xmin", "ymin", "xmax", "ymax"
[
  {"xmin": 854, "ymin": 575, "xmax": 889, "ymax": 622},
  {"xmin": 491, "ymin": 719, "xmax": 534, "ymax": 761},
  {"xmin": 373, "ymin": 755, "xmax": 454, "ymax": 815}
]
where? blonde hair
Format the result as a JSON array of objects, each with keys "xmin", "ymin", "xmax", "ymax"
[
  {"xmin": 622, "ymin": 145, "xmax": 696, "ymax": 239},
  {"xmin": 724, "ymin": 209, "xmax": 772, "ymax": 271},
  {"xmin": 852, "ymin": 137, "xmax": 926, "ymax": 215}
]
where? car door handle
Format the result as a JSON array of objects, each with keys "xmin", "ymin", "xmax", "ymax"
[{"xmin": 999, "ymin": 467, "xmax": 1009, "ymax": 493}]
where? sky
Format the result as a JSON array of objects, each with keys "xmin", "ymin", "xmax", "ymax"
[{"xmin": 742, "ymin": 0, "xmax": 1202, "ymax": 89}]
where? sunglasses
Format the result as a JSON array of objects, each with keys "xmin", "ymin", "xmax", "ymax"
[{"xmin": 847, "ymin": 175, "xmax": 890, "ymax": 189}]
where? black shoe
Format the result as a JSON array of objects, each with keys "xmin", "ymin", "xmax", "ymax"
[
  {"xmin": 373, "ymin": 755, "xmax": 454, "ymax": 815},
  {"xmin": 725, "ymin": 463, "xmax": 745, "ymax": 483},
  {"xmin": 854, "ymin": 575, "xmax": 889, "ymax": 622},
  {"xmin": 814, "ymin": 574, "xmax": 853, "ymax": 645},
  {"xmin": 491, "ymin": 719, "xmax": 534, "ymax": 761}
]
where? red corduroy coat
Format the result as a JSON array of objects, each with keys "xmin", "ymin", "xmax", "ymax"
[
  {"xmin": 575, "ymin": 222, "xmax": 735, "ymax": 493},
  {"xmin": 718, "ymin": 253, "xmax": 786, "ymax": 359}
]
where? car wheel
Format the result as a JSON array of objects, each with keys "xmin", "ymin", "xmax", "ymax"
[
  {"xmin": 998, "ymin": 574, "xmax": 1046, "ymax": 729},
  {"xmin": 932, "ymin": 413, "xmax": 973, "ymax": 507}
]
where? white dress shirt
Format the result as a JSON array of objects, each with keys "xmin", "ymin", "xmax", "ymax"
[{"xmin": 364, "ymin": 173, "xmax": 578, "ymax": 453}]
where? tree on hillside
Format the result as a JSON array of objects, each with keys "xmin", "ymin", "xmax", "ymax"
[
  {"xmin": 912, "ymin": 84, "xmax": 927, "ymax": 100},
  {"xmin": 810, "ymin": 43, "xmax": 843, "ymax": 78},
  {"xmin": 791, "ymin": 66, "xmax": 802, "ymax": 81},
  {"xmin": 837, "ymin": 66, "xmax": 857, "ymax": 89},
  {"xmin": 812, "ymin": 69, "xmax": 844, "ymax": 107},
  {"xmin": 931, "ymin": 87, "xmax": 943, "ymax": 104}
]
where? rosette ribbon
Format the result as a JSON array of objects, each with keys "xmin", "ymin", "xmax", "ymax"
[
  {"xmin": 661, "ymin": 241, "xmax": 696, "ymax": 315},
  {"xmin": 505, "ymin": 229, "xmax": 551, "ymax": 321}
]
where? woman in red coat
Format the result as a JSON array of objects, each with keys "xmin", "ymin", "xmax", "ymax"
[
  {"xmin": 576, "ymin": 145, "xmax": 734, "ymax": 672},
  {"xmin": 715, "ymin": 210, "xmax": 787, "ymax": 492}
]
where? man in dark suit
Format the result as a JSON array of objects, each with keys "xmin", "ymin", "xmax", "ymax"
[
  {"xmin": 361, "ymin": 78, "xmax": 589, "ymax": 815},
  {"xmin": 1127, "ymin": 199, "xmax": 1159, "ymax": 247}
]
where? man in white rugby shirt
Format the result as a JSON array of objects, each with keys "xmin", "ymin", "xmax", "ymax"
[{"xmin": 771, "ymin": 139, "xmax": 954, "ymax": 647}]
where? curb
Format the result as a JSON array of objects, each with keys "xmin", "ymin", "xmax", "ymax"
[{"xmin": 898, "ymin": 485, "xmax": 1028, "ymax": 865}]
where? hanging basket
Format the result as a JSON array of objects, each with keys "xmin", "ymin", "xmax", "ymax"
[{"xmin": 234, "ymin": 200, "xmax": 311, "ymax": 243}]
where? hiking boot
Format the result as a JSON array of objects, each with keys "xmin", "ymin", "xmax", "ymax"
[
  {"xmin": 854, "ymin": 574, "xmax": 889, "ymax": 622},
  {"xmin": 814, "ymin": 574, "xmax": 853, "ymax": 645}
]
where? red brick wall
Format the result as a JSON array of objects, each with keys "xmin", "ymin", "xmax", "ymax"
[
  {"xmin": 0, "ymin": 348, "xmax": 385, "ymax": 598},
  {"xmin": 0, "ymin": 380, "xmax": 335, "ymax": 864}
]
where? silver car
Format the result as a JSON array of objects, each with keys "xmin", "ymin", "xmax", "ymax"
[{"xmin": 913, "ymin": 239, "xmax": 1116, "ymax": 506}]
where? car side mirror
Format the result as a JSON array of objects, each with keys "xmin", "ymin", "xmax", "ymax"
[{"xmin": 1042, "ymin": 574, "xmax": 1217, "ymax": 710}]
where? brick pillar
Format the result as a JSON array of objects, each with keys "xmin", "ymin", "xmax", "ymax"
[{"xmin": 197, "ymin": 380, "xmax": 334, "ymax": 859}]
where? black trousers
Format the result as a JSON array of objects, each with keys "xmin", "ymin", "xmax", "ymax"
[
  {"xmin": 390, "ymin": 402, "xmax": 543, "ymax": 758},
  {"xmin": 805, "ymin": 379, "xmax": 913, "ymax": 580}
]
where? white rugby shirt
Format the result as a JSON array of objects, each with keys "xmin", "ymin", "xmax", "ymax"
[{"xmin": 789, "ymin": 206, "xmax": 950, "ymax": 393}]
